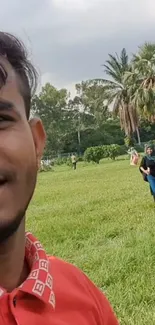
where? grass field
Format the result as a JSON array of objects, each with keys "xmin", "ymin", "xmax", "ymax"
[{"xmin": 27, "ymin": 158, "xmax": 155, "ymax": 325}]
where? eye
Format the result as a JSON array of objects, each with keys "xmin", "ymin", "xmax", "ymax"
[
  {"xmin": 0, "ymin": 115, "xmax": 14, "ymax": 122},
  {"xmin": 0, "ymin": 115, "xmax": 15, "ymax": 128}
]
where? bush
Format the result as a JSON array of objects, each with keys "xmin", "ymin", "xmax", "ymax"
[
  {"xmin": 101, "ymin": 145, "xmax": 109, "ymax": 159},
  {"xmin": 84, "ymin": 146, "xmax": 104, "ymax": 164},
  {"xmin": 118, "ymin": 145, "xmax": 127, "ymax": 155},
  {"xmin": 77, "ymin": 156, "xmax": 83, "ymax": 162},
  {"xmin": 106, "ymin": 144, "xmax": 121, "ymax": 160},
  {"xmin": 54, "ymin": 157, "xmax": 68, "ymax": 165},
  {"xmin": 84, "ymin": 144, "xmax": 122, "ymax": 164},
  {"xmin": 66, "ymin": 157, "xmax": 72, "ymax": 167},
  {"xmin": 134, "ymin": 144, "xmax": 144, "ymax": 153}
]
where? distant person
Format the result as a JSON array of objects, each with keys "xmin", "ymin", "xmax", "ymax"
[
  {"xmin": 140, "ymin": 144, "xmax": 155, "ymax": 201},
  {"xmin": 127, "ymin": 147, "xmax": 139, "ymax": 166},
  {"xmin": 71, "ymin": 153, "xmax": 77, "ymax": 170},
  {"xmin": 0, "ymin": 32, "xmax": 118, "ymax": 324}
]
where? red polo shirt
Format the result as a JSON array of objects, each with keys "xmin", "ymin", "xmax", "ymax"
[{"xmin": 0, "ymin": 232, "xmax": 119, "ymax": 324}]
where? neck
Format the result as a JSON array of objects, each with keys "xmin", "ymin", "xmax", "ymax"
[{"xmin": 0, "ymin": 218, "xmax": 29, "ymax": 292}]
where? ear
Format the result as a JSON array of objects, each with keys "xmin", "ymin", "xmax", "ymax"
[{"xmin": 29, "ymin": 118, "xmax": 46, "ymax": 169}]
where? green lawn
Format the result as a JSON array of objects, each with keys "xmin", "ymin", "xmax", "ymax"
[{"xmin": 27, "ymin": 159, "xmax": 155, "ymax": 325}]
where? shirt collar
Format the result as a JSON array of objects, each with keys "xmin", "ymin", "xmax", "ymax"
[{"xmin": 0, "ymin": 232, "xmax": 55, "ymax": 308}]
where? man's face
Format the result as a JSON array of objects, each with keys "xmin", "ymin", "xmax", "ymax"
[{"xmin": 0, "ymin": 57, "xmax": 45, "ymax": 241}]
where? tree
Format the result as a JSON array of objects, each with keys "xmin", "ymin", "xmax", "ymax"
[
  {"xmin": 32, "ymin": 83, "xmax": 70, "ymax": 156},
  {"xmin": 67, "ymin": 80, "xmax": 108, "ymax": 154},
  {"xmin": 68, "ymin": 96, "xmax": 84, "ymax": 154},
  {"xmin": 75, "ymin": 81, "xmax": 108, "ymax": 127},
  {"xmin": 127, "ymin": 43, "xmax": 155, "ymax": 122},
  {"xmin": 95, "ymin": 48, "xmax": 141, "ymax": 144}
]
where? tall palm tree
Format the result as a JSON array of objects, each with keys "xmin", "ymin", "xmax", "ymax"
[
  {"xmin": 96, "ymin": 48, "xmax": 141, "ymax": 143},
  {"xmin": 127, "ymin": 43, "xmax": 155, "ymax": 122}
]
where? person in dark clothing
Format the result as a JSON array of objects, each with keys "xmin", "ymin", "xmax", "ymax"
[{"xmin": 140, "ymin": 144, "xmax": 155, "ymax": 201}]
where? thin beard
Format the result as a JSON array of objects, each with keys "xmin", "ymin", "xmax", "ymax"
[
  {"xmin": 0, "ymin": 179, "xmax": 36, "ymax": 244},
  {"xmin": 0, "ymin": 210, "xmax": 25, "ymax": 244},
  {"xmin": 0, "ymin": 163, "xmax": 38, "ymax": 244}
]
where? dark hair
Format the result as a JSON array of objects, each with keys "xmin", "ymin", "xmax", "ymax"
[{"xmin": 0, "ymin": 32, "xmax": 38, "ymax": 118}]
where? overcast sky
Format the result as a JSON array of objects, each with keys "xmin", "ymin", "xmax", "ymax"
[{"xmin": 1, "ymin": 0, "xmax": 155, "ymax": 95}]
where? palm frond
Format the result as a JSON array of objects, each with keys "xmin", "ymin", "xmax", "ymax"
[
  {"xmin": 123, "ymin": 71, "xmax": 135, "ymax": 83},
  {"xmin": 102, "ymin": 79, "xmax": 120, "ymax": 87},
  {"xmin": 103, "ymin": 64, "xmax": 122, "ymax": 83},
  {"xmin": 120, "ymin": 48, "xmax": 129, "ymax": 70},
  {"xmin": 138, "ymin": 43, "xmax": 155, "ymax": 60},
  {"xmin": 91, "ymin": 78, "xmax": 122, "ymax": 88},
  {"xmin": 107, "ymin": 54, "xmax": 122, "ymax": 72}
]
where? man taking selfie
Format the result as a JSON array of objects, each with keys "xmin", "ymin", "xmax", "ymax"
[{"xmin": 0, "ymin": 32, "xmax": 118, "ymax": 324}]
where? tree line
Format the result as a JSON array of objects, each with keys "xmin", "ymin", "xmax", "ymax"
[{"xmin": 32, "ymin": 42, "xmax": 155, "ymax": 157}]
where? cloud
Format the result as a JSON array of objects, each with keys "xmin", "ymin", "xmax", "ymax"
[
  {"xmin": 0, "ymin": 0, "xmax": 155, "ymax": 95},
  {"xmin": 51, "ymin": 0, "xmax": 92, "ymax": 11}
]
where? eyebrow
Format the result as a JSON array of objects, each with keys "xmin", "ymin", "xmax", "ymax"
[{"xmin": 0, "ymin": 99, "xmax": 14, "ymax": 111}]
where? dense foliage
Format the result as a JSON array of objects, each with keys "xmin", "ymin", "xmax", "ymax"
[
  {"xmin": 32, "ymin": 42, "xmax": 155, "ymax": 157},
  {"xmin": 84, "ymin": 144, "xmax": 122, "ymax": 164}
]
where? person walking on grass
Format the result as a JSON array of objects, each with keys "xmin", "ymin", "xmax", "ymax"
[
  {"xmin": 140, "ymin": 144, "xmax": 155, "ymax": 201},
  {"xmin": 71, "ymin": 153, "xmax": 77, "ymax": 170},
  {"xmin": 127, "ymin": 147, "xmax": 139, "ymax": 166},
  {"xmin": 0, "ymin": 32, "xmax": 118, "ymax": 325}
]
